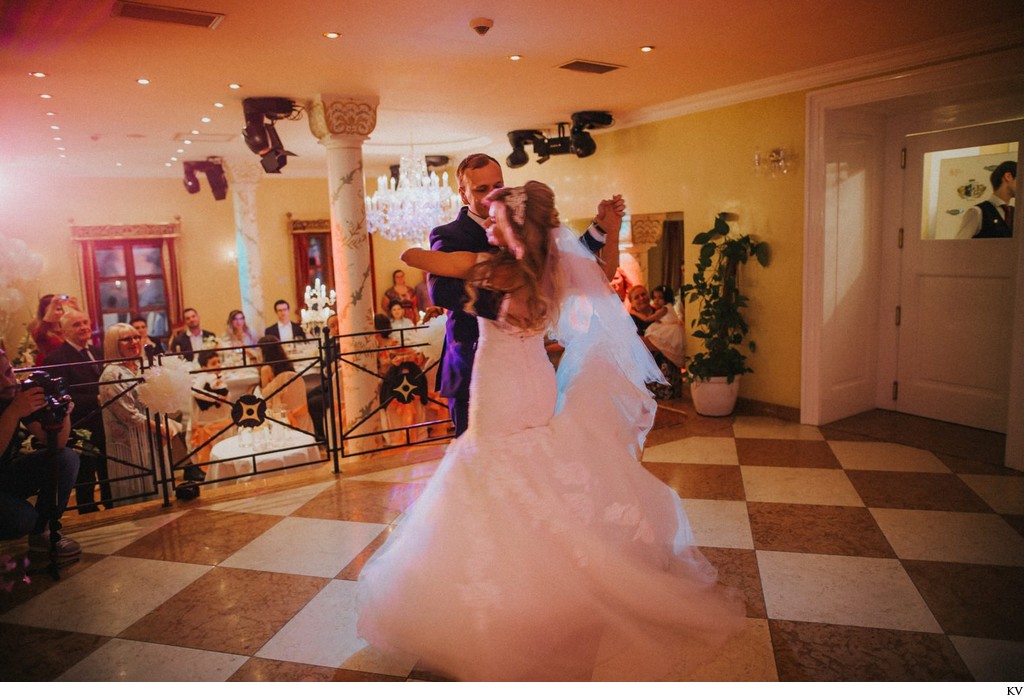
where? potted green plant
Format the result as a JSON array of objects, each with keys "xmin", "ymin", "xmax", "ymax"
[{"xmin": 681, "ymin": 212, "xmax": 770, "ymax": 416}]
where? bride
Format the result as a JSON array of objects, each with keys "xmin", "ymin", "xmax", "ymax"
[{"xmin": 356, "ymin": 181, "xmax": 743, "ymax": 681}]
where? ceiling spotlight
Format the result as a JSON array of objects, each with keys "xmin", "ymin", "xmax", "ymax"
[
  {"xmin": 640, "ymin": 46, "xmax": 654, "ymax": 53},
  {"xmin": 505, "ymin": 111, "xmax": 613, "ymax": 167},
  {"xmin": 509, "ymin": 55, "xmax": 522, "ymax": 61},
  {"xmin": 137, "ymin": 78, "xmax": 150, "ymax": 85},
  {"xmin": 201, "ymin": 116, "xmax": 211, "ymax": 123},
  {"xmin": 39, "ymin": 94, "xmax": 52, "ymax": 99},
  {"xmin": 183, "ymin": 157, "xmax": 228, "ymax": 200},
  {"xmin": 323, "ymin": 31, "xmax": 341, "ymax": 39},
  {"xmin": 214, "ymin": 102, "xmax": 224, "ymax": 108},
  {"xmin": 242, "ymin": 97, "xmax": 298, "ymax": 173},
  {"xmin": 229, "ymin": 83, "xmax": 241, "ymax": 90},
  {"xmin": 30, "ymin": 71, "xmax": 47, "ymax": 78}
]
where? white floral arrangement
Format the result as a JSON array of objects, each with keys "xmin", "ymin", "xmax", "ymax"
[{"xmin": 137, "ymin": 355, "xmax": 192, "ymax": 414}]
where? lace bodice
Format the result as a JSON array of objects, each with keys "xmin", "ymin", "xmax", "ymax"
[{"xmin": 467, "ymin": 317, "xmax": 555, "ymax": 438}]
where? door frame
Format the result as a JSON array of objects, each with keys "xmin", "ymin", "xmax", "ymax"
[{"xmin": 803, "ymin": 46, "xmax": 1024, "ymax": 469}]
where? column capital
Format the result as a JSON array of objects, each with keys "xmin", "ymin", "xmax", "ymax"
[
  {"xmin": 629, "ymin": 213, "xmax": 667, "ymax": 254},
  {"xmin": 223, "ymin": 159, "xmax": 263, "ymax": 188},
  {"xmin": 307, "ymin": 95, "xmax": 379, "ymax": 142}
]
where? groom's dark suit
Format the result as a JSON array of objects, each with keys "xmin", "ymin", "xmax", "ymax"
[{"xmin": 429, "ymin": 206, "xmax": 605, "ymax": 436}]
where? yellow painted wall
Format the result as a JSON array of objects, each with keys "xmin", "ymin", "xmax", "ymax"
[
  {"xmin": 506, "ymin": 91, "xmax": 806, "ymax": 408},
  {"xmin": 3, "ymin": 98, "xmax": 805, "ymax": 408}
]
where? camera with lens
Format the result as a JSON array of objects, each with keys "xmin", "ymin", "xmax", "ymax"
[{"xmin": 20, "ymin": 370, "xmax": 72, "ymax": 430}]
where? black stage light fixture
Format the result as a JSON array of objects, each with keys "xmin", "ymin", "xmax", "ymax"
[
  {"xmin": 242, "ymin": 97, "xmax": 298, "ymax": 173},
  {"xmin": 505, "ymin": 112, "xmax": 613, "ymax": 166},
  {"xmin": 182, "ymin": 157, "xmax": 228, "ymax": 200}
]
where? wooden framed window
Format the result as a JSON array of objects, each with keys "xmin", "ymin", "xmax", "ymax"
[{"xmin": 72, "ymin": 220, "xmax": 183, "ymax": 343}]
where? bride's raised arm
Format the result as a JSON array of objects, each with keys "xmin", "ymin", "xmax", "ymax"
[{"xmin": 401, "ymin": 248, "xmax": 479, "ymax": 280}]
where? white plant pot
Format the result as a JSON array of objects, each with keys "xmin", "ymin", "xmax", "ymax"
[{"xmin": 689, "ymin": 376, "xmax": 741, "ymax": 416}]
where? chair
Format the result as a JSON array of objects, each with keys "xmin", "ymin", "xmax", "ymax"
[{"xmin": 262, "ymin": 370, "xmax": 314, "ymax": 434}]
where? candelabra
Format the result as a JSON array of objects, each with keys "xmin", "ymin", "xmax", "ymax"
[{"xmin": 301, "ymin": 278, "xmax": 336, "ymax": 338}]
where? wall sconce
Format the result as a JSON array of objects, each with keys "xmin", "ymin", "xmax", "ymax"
[{"xmin": 753, "ymin": 148, "xmax": 792, "ymax": 177}]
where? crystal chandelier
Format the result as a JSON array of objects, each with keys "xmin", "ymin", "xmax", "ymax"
[{"xmin": 365, "ymin": 156, "xmax": 461, "ymax": 247}]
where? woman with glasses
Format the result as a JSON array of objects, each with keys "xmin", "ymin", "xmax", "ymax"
[{"xmin": 98, "ymin": 323, "xmax": 180, "ymax": 505}]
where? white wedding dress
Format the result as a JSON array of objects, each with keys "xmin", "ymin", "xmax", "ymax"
[{"xmin": 356, "ymin": 230, "xmax": 743, "ymax": 681}]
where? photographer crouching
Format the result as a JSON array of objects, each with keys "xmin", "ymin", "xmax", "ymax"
[{"xmin": 0, "ymin": 347, "xmax": 81, "ymax": 558}]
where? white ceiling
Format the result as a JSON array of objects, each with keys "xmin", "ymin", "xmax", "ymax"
[{"xmin": 1, "ymin": 0, "xmax": 1022, "ymax": 180}]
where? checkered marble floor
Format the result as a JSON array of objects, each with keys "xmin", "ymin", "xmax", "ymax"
[{"xmin": 1, "ymin": 403, "xmax": 1022, "ymax": 682}]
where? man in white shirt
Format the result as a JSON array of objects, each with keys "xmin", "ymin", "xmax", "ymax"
[
  {"xmin": 263, "ymin": 299, "xmax": 306, "ymax": 342},
  {"xmin": 956, "ymin": 160, "xmax": 1015, "ymax": 239},
  {"xmin": 169, "ymin": 308, "xmax": 217, "ymax": 361}
]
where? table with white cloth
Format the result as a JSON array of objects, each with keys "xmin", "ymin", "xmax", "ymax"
[{"xmin": 205, "ymin": 425, "xmax": 322, "ymax": 485}]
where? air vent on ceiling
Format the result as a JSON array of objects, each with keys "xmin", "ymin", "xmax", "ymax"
[
  {"xmin": 558, "ymin": 60, "xmax": 623, "ymax": 75},
  {"xmin": 112, "ymin": 1, "xmax": 224, "ymax": 29}
]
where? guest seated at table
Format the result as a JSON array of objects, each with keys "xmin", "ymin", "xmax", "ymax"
[
  {"xmin": 99, "ymin": 323, "xmax": 184, "ymax": 504},
  {"xmin": 257, "ymin": 336, "xmax": 314, "ymax": 434},
  {"xmin": 221, "ymin": 309, "xmax": 259, "ymax": 364},
  {"xmin": 169, "ymin": 307, "xmax": 217, "ymax": 362},
  {"xmin": 264, "ymin": 299, "xmax": 306, "ymax": 342},
  {"xmin": 189, "ymin": 350, "xmax": 233, "ymax": 464},
  {"xmin": 130, "ymin": 315, "xmax": 165, "ymax": 364}
]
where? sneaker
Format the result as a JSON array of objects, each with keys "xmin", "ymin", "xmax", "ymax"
[{"xmin": 28, "ymin": 531, "xmax": 82, "ymax": 558}]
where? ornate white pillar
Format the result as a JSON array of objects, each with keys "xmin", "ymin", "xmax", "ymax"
[
  {"xmin": 628, "ymin": 213, "xmax": 667, "ymax": 285},
  {"xmin": 307, "ymin": 94, "xmax": 380, "ymax": 450},
  {"xmin": 225, "ymin": 160, "xmax": 266, "ymax": 330}
]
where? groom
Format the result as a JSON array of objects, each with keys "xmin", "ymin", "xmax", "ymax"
[{"xmin": 429, "ymin": 153, "xmax": 625, "ymax": 436}]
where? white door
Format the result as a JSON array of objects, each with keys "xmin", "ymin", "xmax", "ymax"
[{"xmin": 897, "ymin": 121, "xmax": 1020, "ymax": 432}]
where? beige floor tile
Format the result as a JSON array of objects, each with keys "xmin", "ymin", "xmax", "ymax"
[
  {"xmin": 642, "ymin": 437, "xmax": 739, "ymax": 465},
  {"xmin": 347, "ymin": 460, "xmax": 441, "ymax": 484},
  {"xmin": 870, "ymin": 509, "xmax": 1024, "ymax": 565},
  {"xmin": 674, "ymin": 618, "xmax": 779, "ymax": 681},
  {"xmin": 680, "ymin": 498, "xmax": 753, "ymax": 549},
  {"xmin": 0, "ymin": 556, "xmax": 210, "ymax": 636},
  {"xmin": 757, "ymin": 551, "xmax": 941, "ymax": 633},
  {"xmin": 732, "ymin": 416, "xmax": 823, "ymax": 441},
  {"xmin": 741, "ymin": 466, "xmax": 864, "ymax": 506},
  {"xmin": 200, "ymin": 481, "xmax": 334, "ymax": 516},
  {"xmin": 959, "ymin": 474, "xmax": 1024, "ymax": 515},
  {"xmin": 257, "ymin": 579, "xmax": 418, "ymax": 676},
  {"xmin": 72, "ymin": 511, "xmax": 186, "ymax": 555},
  {"xmin": 58, "ymin": 639, "xmax": 248, "ymax": 681},
  {"xmin": 949, "ymin": 636, "xmax": 1024, "ymax": 681},
  {"xmin": 219, "ymin": 517, "xmax": 387, "ymax": 578},
  {"xmin": 828, "ymin": 441, "xmax": 949, "ymax": 473}
]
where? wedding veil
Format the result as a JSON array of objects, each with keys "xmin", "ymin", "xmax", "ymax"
[{"xmin": 547, "ymin": 225, "xmax": 667, "ymax": 456}]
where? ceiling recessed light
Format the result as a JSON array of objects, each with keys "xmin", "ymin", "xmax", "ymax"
[
  {"xmin": 640, "ymin": 45, "xmax": 654, "ymax": 52},
  {"xmin": 508, "ymin": 54, "xmax": 522, "ymax": 61},
  {"xmin": 29, "ymin": 71, "xmax": 47, "ymax": 78},
  {"xmin": 39, "ymin": 94, "xmax": 52, "ymax": 99},
  {"xmin": 213, "ymin": 102, "xmax": 224, "ymax": 108},
  {"xmin": 191, "ymin": 129, "xmax": 200, "ymax": 135},
  {"xmin": 164, "ymin": 162, "xmax": 172, "ymax": 167},
  {"xmin": 200, "ymin": 116, "xmax": 211, "ymax": 123},
  {"xmin": 137, "ymin": 78, "xmax": 150, "ymax": 85},
  {"xmin": 45, "ymin": 111, "xmax": 56, "ymax": 116},
  {"xmin": 53, "ymin": 136, "xmax": 61, "ymax": 141},
  {"xmin": 323, "ymin": 31, "xmax": 341, "ymax": 39},
  {"xmin": 183, "ymin": 139, "xmax": 192, "ymax": 144},
  {"xmin": 171, "ymin": 157, "xmax": 178, "ymax": 162},
  {"xmin": 116, "ymin": 162, "xmax": 123, "ymax": 167},
  {"xmin": 177, "ymin": 148, "xmax": 184, "ymax": 153},
  {"xmin": 57, "ymin": 147, "xmax": 66, "ymax": 151},
  {"xmin": 228, "ymin": 83, "xmax": 241, "ymax": 90},
  {"xmin": 50, "ymin": 125, "xmax": 59, "ymax": 130},
  {"xmin": 59, "ymin": 154, "xmax": 66, "ymax": 158}
]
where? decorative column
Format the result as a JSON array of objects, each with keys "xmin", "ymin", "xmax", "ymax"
[
  {"xmin": 307, "ymin": 94, "xmax": 380, "ymax": 450},
  {"xmin": 224, "ymin": 160, "xmax": 266, "ymax": 331},
  {"xmin": 628, "ymin": 213, "xmax": 667, "ymax": 285}
]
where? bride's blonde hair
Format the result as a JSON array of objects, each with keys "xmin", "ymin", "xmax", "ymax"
[{"xmin": 466, "ymin": 181, "xmax": 560, "ymax": 331}]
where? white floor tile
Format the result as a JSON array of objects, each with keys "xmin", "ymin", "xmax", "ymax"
[
  {"xmin": 219, "ymin": 517, "xmax": 386, "ymax": 578},
  {"xmin": 757, "ymin": 551, "xmax": 942, "ymax": 633},
  {"xmin": 741, "ymin": 466, "xmax": 864, "ymax": 506},
  {"xmin": 643, "ymin": 437, "xmax": 739, "ymax": 465},
  {"xmin": 959, "ymin": 474, "xmax": 1024, "ymax": 515},
  {"xmin": 257, "ymin": 579, "xmax": 417, "ymax": 676},
  {"xmin": 71, "ymin": 511, "xmax": 185, "ymax": 555},
  {"xmin": 0, "ymin": 556, "xmax": 210, "ymax": 636},
  {"xmin": 58, "ymin": 638, "xmax": 248, "ymax": 681},
  {"xmin": 732, "ymin": 416, "xmax": 823, "ymax": 441},
  {"xmin": 828, "ymin": 441, "xmax": 949, "ymax": 473},
  {"xmin": 681, "ymin": 498, "xmax": 753, "ymax": 549},
  {"xmin": 200, "ymin": 481, "xmax": 334, "ymax": 516},
  {"xmin": 870, "ymin": 509, "xmax": 1024, "ymax": 565}
]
